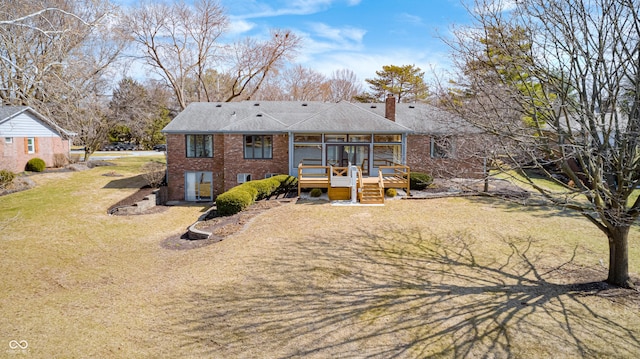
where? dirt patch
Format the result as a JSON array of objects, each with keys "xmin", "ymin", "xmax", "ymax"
[{"xmin": 161, "ymin": 199, "xmax": 293, "ymax": 250}]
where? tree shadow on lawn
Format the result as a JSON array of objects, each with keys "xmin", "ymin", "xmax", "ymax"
[
  {"xmin": 469, "ymin": 196, "xmax": 640, "ymax": 231},
  {"xmin": 162, "ymin": 227, "xmax": 640, "ymax": 358},
  {"xmin": 102, "ymin": 174, "xmax": 147, "ymax": 189}
]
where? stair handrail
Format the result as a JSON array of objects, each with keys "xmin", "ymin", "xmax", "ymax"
[
  {"xmin": 378, "ymin": 170, "xmax": 385, "ymax": 198},
  {"xmin": 358, "ymin": 166, "xmax": 364, "ymax": 202}
]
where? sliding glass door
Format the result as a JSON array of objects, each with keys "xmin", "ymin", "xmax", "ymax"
[
  {"xmin": 326, "ymin": 144, "xmax": 370, "ymax": 175},
  {"xmin": 185, "ymin": 171, "xmax": 213, "ymax": 201}
]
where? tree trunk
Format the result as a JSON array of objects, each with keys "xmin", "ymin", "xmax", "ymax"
[{"xmin": 607, "ymin": 225, "xmax": 632, "ymax": 288}]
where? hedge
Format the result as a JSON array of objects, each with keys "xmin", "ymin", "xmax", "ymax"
[
  {"xmin": 215, "ymin": 175, "xmax": 298, "ymax": 216},
  {"xmin": 216, "ymin": 189, "xmax": 255, "ymax": 216}
]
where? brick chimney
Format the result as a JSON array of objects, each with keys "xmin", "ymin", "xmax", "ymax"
[{"xmin": 385, "ymin": 94, "xmax": 396, "ymax": 121}]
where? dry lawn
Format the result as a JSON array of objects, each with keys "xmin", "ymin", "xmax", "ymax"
[{"xmin": 1, "ymin": 164, "xmax": 640, "ymax": 358}]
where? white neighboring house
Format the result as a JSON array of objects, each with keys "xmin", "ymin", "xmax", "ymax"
[{"xmin": 0, "ymin": 106, "xmax": 74, "ymax": 172}]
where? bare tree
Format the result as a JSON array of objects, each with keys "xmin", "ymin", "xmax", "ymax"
[
  {"xmin": 124, "ymin": 0, "xmax": 227, "ymax": 110},
  {"xmin": 224, "ymin": 29, "xmax": 301, "ymax": 102},
  {"xmin": 0, "ymin": 0, "xmax": 127, "ymax": 160},
  {"xmin": 125, "ymin": 1, "xmax": 300, "ymax": 106},
  {"xmin": 444, "ymin": 0, "xmax": 640, "ymax": 287},
  {"xmin": 328, "ymin": 69, "xmax": 362, "ymax": 102},
  {"xmin": 281, "ymin": 65, "xmax": 329, "ymax": 101},
  {"xmin": 0, "ymin": 0, "xmax": 120, "ymax": 106}
]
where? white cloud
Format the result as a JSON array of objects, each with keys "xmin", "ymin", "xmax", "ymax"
[
  {"xmin": 396, "ymin": 13, "xmax": 423, "ymax": 25},
  {"xmin": 231, "ymin": 0, "xmax": 360, "ymax": 19},
  {"xmin": 472, "ymin": 0, "xmax": 518, "ymax": 15},
  {"xmin": 227, "ymin": 18, "xmax": 256, "ymax": 35},
  {"xmin": 307, "ymin": 22, "xmax": 365, "ymax": 43},
  {"xmin": 296, "ymin": 47, "xmax": 454, "ymax": 88}
]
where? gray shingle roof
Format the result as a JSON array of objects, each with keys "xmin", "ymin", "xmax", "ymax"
[
  {"xmin": 162, "ymin": 100, "xmax": 476, "ymax": 134},
  {"xmin": 0, "ymin": 106, "xmax": 30, "ymax": 122}
]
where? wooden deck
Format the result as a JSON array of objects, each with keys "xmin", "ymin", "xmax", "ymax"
[{"xmin": 297, "ymin": 163, "xmax": 410, "ymax": 202}]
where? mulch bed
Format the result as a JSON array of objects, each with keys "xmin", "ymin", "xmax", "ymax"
[{"xmin": 161, "ymin": 199, "xmax": 293, "ymax": 251}]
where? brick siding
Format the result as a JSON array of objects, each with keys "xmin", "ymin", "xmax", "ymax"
[
  {"xmin": 166, "ymin": 133, "xmax": 289, "ymax": 201},
  {"xmin": 406, "ymin": 134, "xmax": 484, "ymax": 178},
  {"xmin": 0, "ymin": 136, "xmax": 70, "ymax": 172}
]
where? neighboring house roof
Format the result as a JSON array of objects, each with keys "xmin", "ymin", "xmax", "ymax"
[
  {"xmin": 162, "ymin": 100, "xmax": 476, "ymax": 135},
  {"xmin": 0, "ymin": 106, "xmax": 75, "ymax": 138}
]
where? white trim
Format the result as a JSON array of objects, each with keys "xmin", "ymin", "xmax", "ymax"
[{"xmin": 27, "ymin": 137, "xmax": 35, "ymax": 154}]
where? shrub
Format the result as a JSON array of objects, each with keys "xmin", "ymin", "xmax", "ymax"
[
  {"xmin": 244, "ymin": 179, "xmax": 278, "ymax": 200},
  {"xmin": 236, "ymin": 184, "xmax": 258, "ymax": 202},
  {"xmin": 215, "ymin": 175, "xmax": 299, "ymax": 216},
  {"xmin": 216, "ymin": 188, "xmax": 255, "ymax": 216},
  {"xmin": 386, "ymin": 188, "xmax": 397, "ymax": 197},
  {"xmin": 310, "ymin": 188, "xmax": 322, "ymax": 197},
  {"xmin": 272, "ymin": 174, "xmax": 298, "ymax": 187},
  {"xmin": 410, "ymin": 172, "xmax": 433, "ymax": 190},
  {"xmin": 53, "ymin": 153, "xmax": 69, "ymax": 168},
  {"xmin": 141, "ymin": 161, "xmax": 166, "ymax": 188},
  {"xmin": 25, "ymin": 158, "xmax": 46, "ymax": 172},
  {"xmin": 0, "ymin": 169, "xmax": 15, "ymax": 188}
]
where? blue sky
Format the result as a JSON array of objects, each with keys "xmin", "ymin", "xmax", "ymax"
[
  {"xmin": 220, "ymin": 0, "xmax": 473, "ymax": 83},
  {"xmin": 116, "ymin": 0, "xmax": 475, "ymax": 85}
]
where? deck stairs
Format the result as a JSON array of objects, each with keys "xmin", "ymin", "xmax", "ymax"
[
  {"xmin": 299, "ymin": 162, "xmax": 409, "ymax": 204},
  {"xmin": 359, "ymin": 182, "xmax": 384, "ymax": 204}
]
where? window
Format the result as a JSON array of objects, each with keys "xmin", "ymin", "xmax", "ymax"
[
  {"xmin": 374, "ymin": 134, "xmax": 401, "ymax": 143},
  {"xmin": 348, "ymin": 134, "xmax": 371, "ymax": 142},
  {"xmin": 186, "ymin": 135, "xmax": 213, "ymax": 158},
  {"xmin": 244, "ymin": 135, "xmax": 272, "ymax": 159},
  {"xmin": 237, "ymin": 173, "xmax": 252, "ymax": 183},
  {"xmin": 185, "ymin": 172, "xmax": 213, "ymax": 201},
  {"xmin": 325, "ymin": 134, "xmax": 347, "ymax": 142},
  {"xmin": 26, "ymin": 137, "xmax": 35, "ymax": 154},
  {"xmin": 294, "ymin": 144, "xmax": 322, "ymax": 166},
  {"xmin": 5, "ymin": 137, "xmax": 12, "ymax": 144},
  {"xmin": 431, "ymin": 136, "xmax": 455, "ymax": 159},
  {"xmin": 294, "ymin": 134, "xmax": 321, "ymax": 143},
  {"xmin": 374, "ymin": 145, "xmax": 402, "ymax": 166}
]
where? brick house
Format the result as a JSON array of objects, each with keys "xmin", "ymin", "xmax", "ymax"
[
  {"xmin": 0, "ymin": 106, "xmax": 74, "ymax": 172},
  {"xmin": 162, "ymin": 96, "xmax": 482, "ymax": 202}
]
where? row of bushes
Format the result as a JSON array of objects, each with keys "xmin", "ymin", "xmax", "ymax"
[{"xmin": 215, "ymin": 175, "xmax": 298, "ymax": 216}]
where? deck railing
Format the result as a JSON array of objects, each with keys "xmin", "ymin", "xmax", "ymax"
[
  {"xmin": 298, "ymin": 163, "xmax": 410, "ymax": 197},
  {"xmin": 297, "ymin": 165, "xmax": 330, "ymax": 196},
  {"xmin": 378, "ymin": 164, "xmax": 410, "ymax": 196}
]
